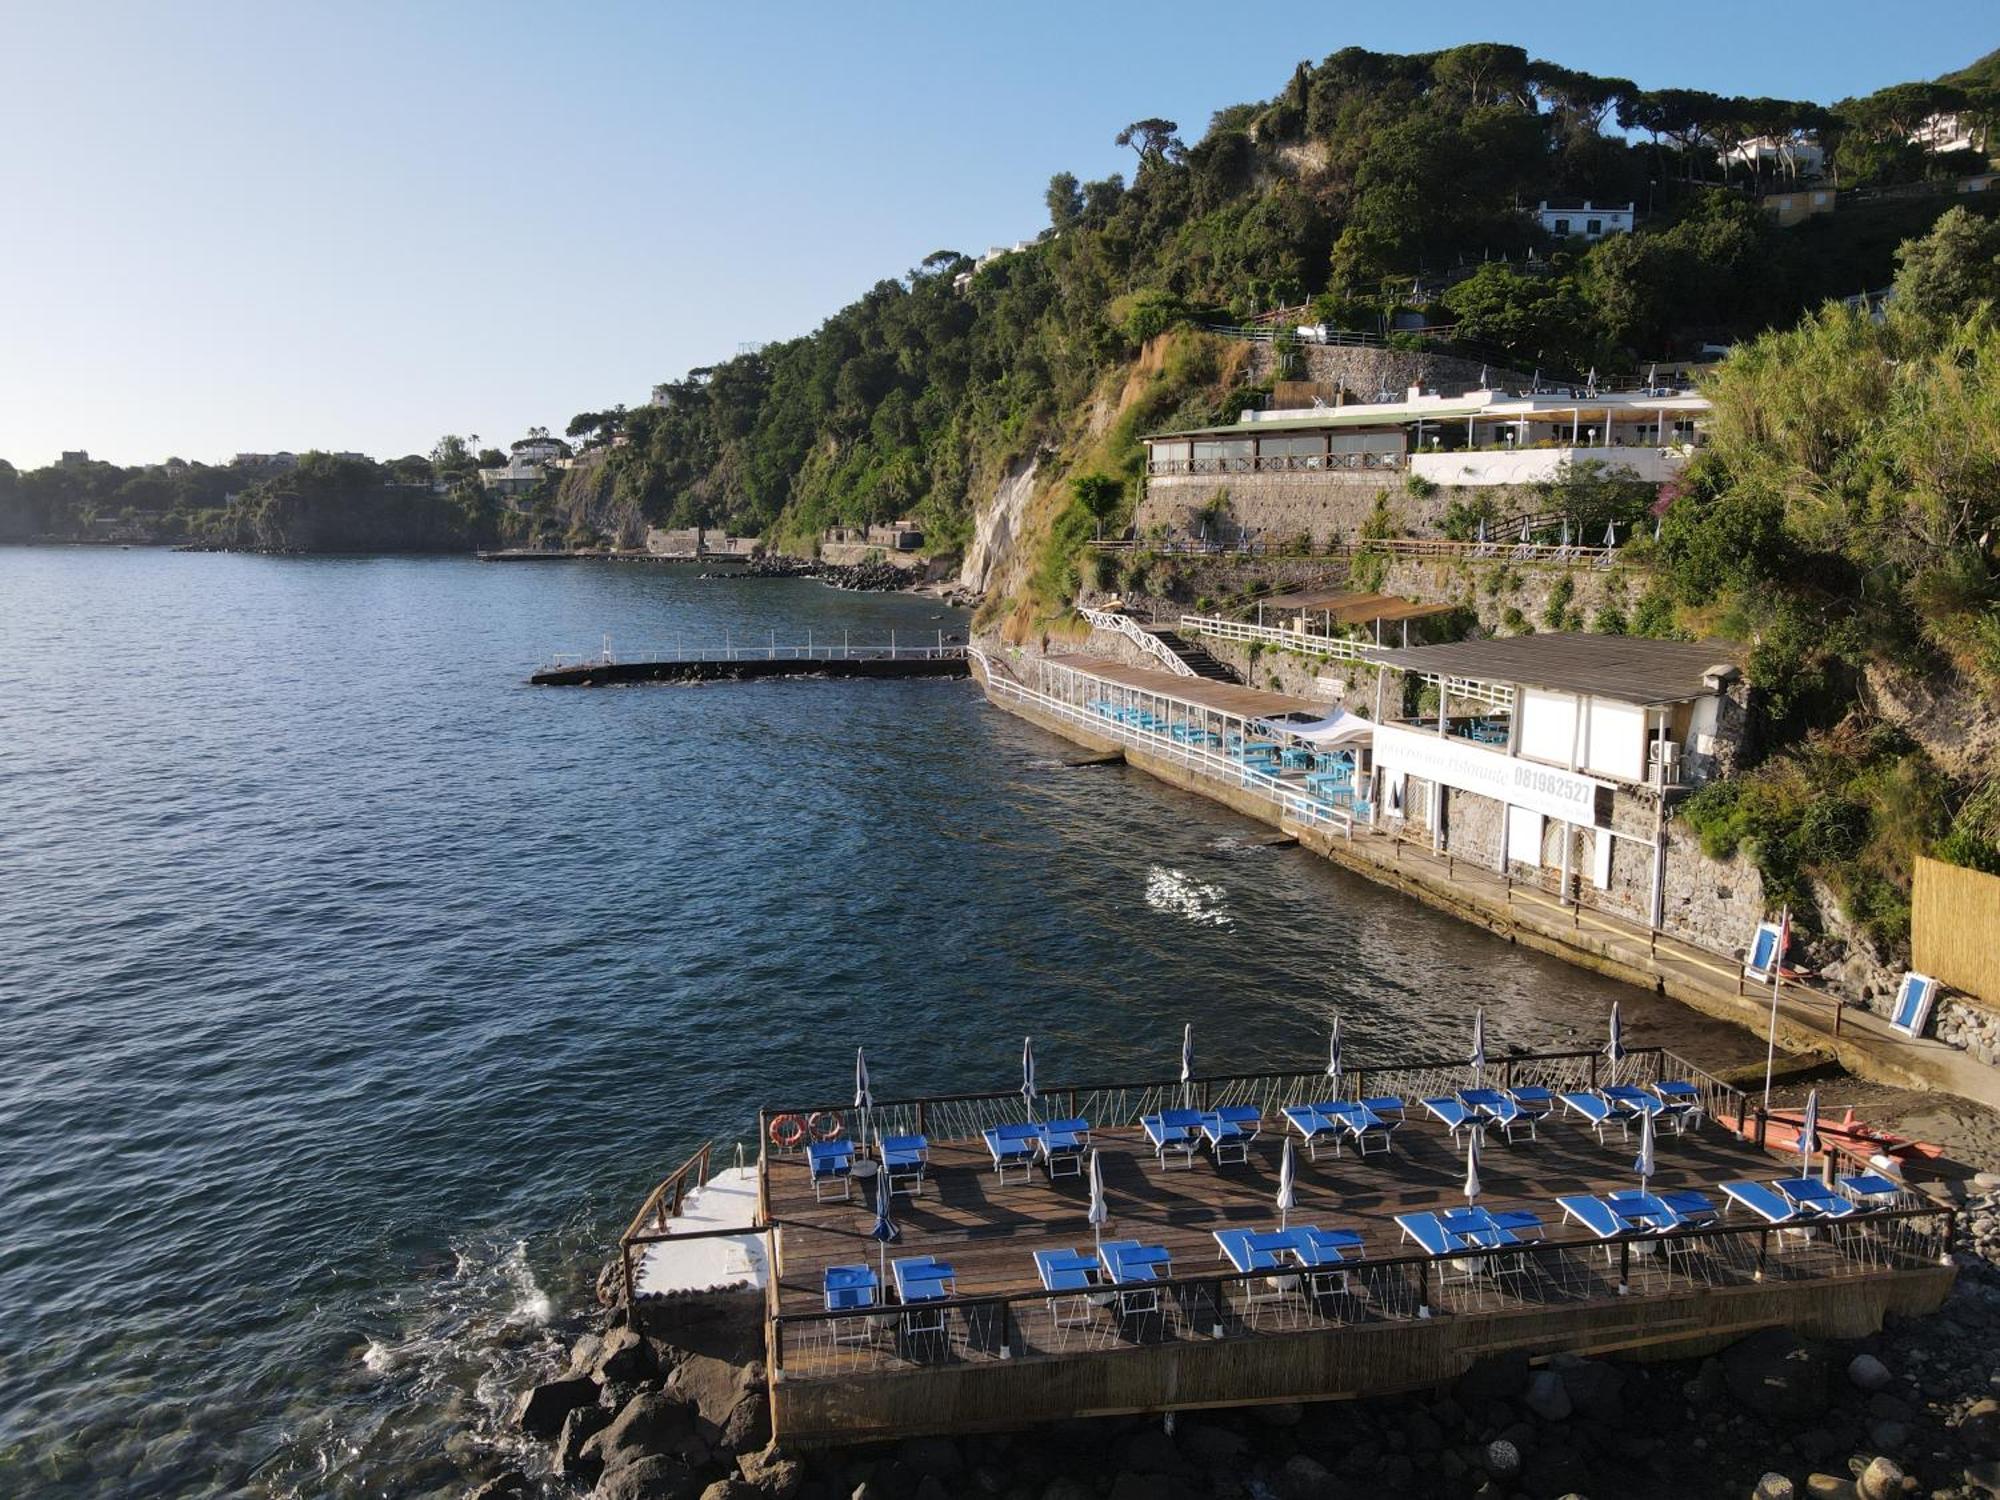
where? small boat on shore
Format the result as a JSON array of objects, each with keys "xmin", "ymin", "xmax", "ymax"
[{"xmin": 1759, "ymin": 1104, "xmax": 1945, "ymax": 1177}]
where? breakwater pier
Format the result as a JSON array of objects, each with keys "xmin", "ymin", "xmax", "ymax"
[{"xmin": 530, "ymin": 633, "xmax": 968, "ymax": 686}]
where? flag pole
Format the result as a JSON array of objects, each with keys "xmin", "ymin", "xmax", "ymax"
[{"xmin": 1761, "ymin": 906, "xmax": 1788, "ymax": 1109}]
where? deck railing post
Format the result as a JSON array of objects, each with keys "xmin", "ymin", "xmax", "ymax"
[{"xmin": 1617, "ymin": 1240, "xmax": 1630, "ymax": 1294}]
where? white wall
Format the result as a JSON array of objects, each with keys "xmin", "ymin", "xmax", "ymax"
[
  {"xmin": 1583, "ymin": 699, "xmax": 1646, "ymax": 783},
  {"xmin": 1409, "ymin": 446, "xmax": 1687, "ymax": 488},
  {"xmin": 1518, "ymin": 688, "xmax": 1577, "ymax": 766}
]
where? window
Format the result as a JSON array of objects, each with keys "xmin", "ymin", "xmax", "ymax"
[
  {"xmin": 1586, "ymin": 218, "xmax": 1602, "ymax": 236},
  {"xmin": 1553, "ymin": 218, "xmax": 1570, "ymax": 236}
]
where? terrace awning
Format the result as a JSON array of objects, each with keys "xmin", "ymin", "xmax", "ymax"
[{"xmin": 1254, "ymin": 708, "xmax": 1374, "ymax": 747}]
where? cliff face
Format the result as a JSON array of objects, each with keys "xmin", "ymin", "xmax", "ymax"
[{"xmin": 228, "ymin": 484, "xmax": 490, "ymax": 552}]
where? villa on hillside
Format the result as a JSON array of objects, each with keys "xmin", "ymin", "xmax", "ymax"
[
  {"xmin": 1534, "ymin": 200, "xmax": 1634, "ymax": 241},
  {"xmin": 477, "ymin": 454, "xmax": 545, "ymax": 497}
]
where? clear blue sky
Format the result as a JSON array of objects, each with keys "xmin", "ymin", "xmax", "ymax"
[{"xmin": 2, "ymin": 1, "xmax": 1992, "ymax": 470}]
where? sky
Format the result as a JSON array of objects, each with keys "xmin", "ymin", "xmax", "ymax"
[{"xmin": 1, "ymin": 1, "xmax": 1993, "ymax": 471}]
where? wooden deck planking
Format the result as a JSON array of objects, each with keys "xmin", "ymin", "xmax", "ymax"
[{"xmin": 767, "ymin": 1112, "xmax": 1786, "ymax": 1316}]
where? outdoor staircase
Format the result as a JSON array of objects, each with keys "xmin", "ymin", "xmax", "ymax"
[{"xmin": 1143, "ymin": 627, "xmax": 1240, "ymax": 683}]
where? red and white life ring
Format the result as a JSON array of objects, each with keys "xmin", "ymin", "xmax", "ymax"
[
  {"xmin": 807, "ymin": 1111, "xmax": 845, "ymax": 1141},
  {"xmin": 769, "ymin": 1114, "xmax": 807, "ymax": 1149}
]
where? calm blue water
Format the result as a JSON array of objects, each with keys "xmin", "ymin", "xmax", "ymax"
[{"xmin": 0, "ymin": 549, "xmax": 1759, "ymax": 1497}]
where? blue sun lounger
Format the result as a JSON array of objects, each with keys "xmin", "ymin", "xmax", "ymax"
[
  {"xmin": 1656, "ymin": 1188, "xmax": 1721, "ymax": 1225},
  {"xmin": 1197, "ymin": 1111, "xmax": 1251, "ymax": 1165},
  {"xmin": 1557, "ymin": 1194, "xmax": 1638, "ymax": 1240},
  {"xmin": 1772, "ymin": 1178, "xmax": 1859, "ymax": 1218},
  {"xmin": 1214, "ymin": 1104, "xmax": 1262, "ymax": 1141},
  {"xmin": 1460, "ymin": 1087, "xmax": 1537, "ymax": 1144},
  {"xmin": 1142, "ymin": 1109, "xmax": 1202, "ymax": 1169},
  {"xmin": 1097, "ymin": 1239, "xmax": 1170, "ymax": 1316},
  {"xmin": 1720, "ymin": 1180, "xmax": 1801, "ymax": 1224},
  {"xmin": 1038, "ymin": 1118, "xmax": 1089, "ymax": 1179},
  {"xmin": 1325, "ymin": 1100, "xmax": 1393, "ymax": 1156},
  {"xmin": 1420, "ymin": 1095, "xmax": 1481, "ymax": 1143},
  {"xmin": 878, "ymin": 1134, "xmax": 930, "ymax": 1197},
  {"xmin": 1559, "ymin": 1091, "xmax": 1630, "ymax": 1143},
  {"xmin": 1034, "ymin": 1247, "xmax": 1100, "ymax": 1328},
  {"xmin": 1505, "ymin": 1085, "xmax": 1556, "ymax": 1121},
  {"xmin": 983, "ymin": 1123, "xmax": 1043, "ymax": 1185},
  {"xmin": 807, "ymin": 1139, "xmax": 855, "ymax": 1202},
  {"xmin": 1837, "ymin": 1173, "xmax": 1902, "ymax": 1207},
  {"xmin": 1282, "ymin": 1103, "xmax": 1342, "ymax": 1160}
]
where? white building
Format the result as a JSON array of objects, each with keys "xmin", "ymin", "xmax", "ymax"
[
  {"xmin": 1723, "ymin": 135, "xmax": 1825, "ymax": 177},
  {"xmin": 1535, "ymin": 200, "xmax": 1634, "ymax": 241},
  {"xmin": 1912, "ymin": 112, "xmax": 1980, "ymax": 155},
  {"xmin": 477, "ymin": 454, "xmax": 546, "ymax": 497}
]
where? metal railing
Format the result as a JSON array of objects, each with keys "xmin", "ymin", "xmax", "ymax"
[
  {"xmin": 974, "ymin": 651, "xmax": 1358, "ymax": 836},
  {"xmin": 1178, "ymin": 614, "xmax": 1385, "ymax": 665},
  {"xmin": 1146, "ymin": 452, "xmax": 1406, "ymax": 476},
  {"xmin": 545, "ymin": 631, "xmax": 966, "ymax": 670},
  {"xmin": 619, "ymin": 1140, "xmax": 715, "ymax": 1312},
  {"xmin": 1075, "ymin": 607, "xmax": 1196, "ymax": 678}
]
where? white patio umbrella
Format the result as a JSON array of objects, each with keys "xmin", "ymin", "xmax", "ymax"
[
  {"xmin": 868, "ymin": 1158, "xmax": 899, "ymax": 1286},
  {"xmin": 1606, "ymin": 1002, "xmax": 1626, "ymax": 1088},
  {"xmin": 1798, "ymin": 1088, "xmax": 1820, "ymax": 1177},
  {"xmin": 854, "ymin": 1046, "xmax": 874, "ymax": 1155},
  {"xmin": 1179, "ymin": 1023, "xmax": 1195, "ymax": 1109},
  {"xmin": 1470, "ymin": 1007, "xmax": 1486, "ymax": 1089},
  {"xmin": 1463, "ymin": 1124, "xmax": 1482, "ymax": 1205},
  {"xmin": 1326, "ymin": 1015, "xmax": 1344, "ymax": 1097},
  {"xmin": 1277, "ymin": 1137, "xmax": 1298, "ymax": 1230},
  {"xmin": 1087, "ymin": 1147, "xmax": 1109, "ymax": 1248},
  {"xmin": 1022, "ymin": 1035, "xmax": 1037, "ymax": 1122},
  {"xmin": 1634, "ymin": 1103, "xmax": 1656, "ymax": 1192}
]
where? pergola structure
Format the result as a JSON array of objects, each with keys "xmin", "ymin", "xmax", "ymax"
[{"xmin": 1251, "ymin": 589, "xmax": 1457, "ymax": 646}]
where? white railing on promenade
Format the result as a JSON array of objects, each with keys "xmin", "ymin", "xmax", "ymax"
[
  {"xmin": 1076, "ymin": 606, "xmax": 1195, "ymax": 678},
  {"xmin": 1177, "ymin": 616, "xmax": 1514, "ymax": 710},
  {"xmin": 970, "ymin": 649, "xmax": 1358, "ymax": 838},
  {"xmin": 545, "ymin": 634, "xmax": 965, "ymax": 671}
]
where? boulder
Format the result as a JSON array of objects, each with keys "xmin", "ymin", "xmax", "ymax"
[
  {"xmin": 513, "ymin": 1376, "xmax": 601, "ymax": 1440},
  {"xmin": 1402, "ymin": 1410, "xmax": 1445, "ymax": 1454},
  {"xmin": 582, "ymin": 1392, "xmax": 698, "ymax": 1474},
  {"xmin": 1276, "ymin": 1453, "xmax": 1337, "ymax": 1500},
  {"xmin": 1483, "ymin": 1439, "xmax": 1522, "ymax": 1480},
  {"xmin": 898, "ymin": 1435, "xmax": 964, "ymax": 1480},
  {"xmin": 557, "ymin": 1405, "xmax": 613, "ymax": 1484},
  {"xmin": 1867, "ymin": 1420, "xmax": 1909, "ymax": 1453},
  {"xmin": 1523, "ymin": 1443, "xmax": 1591, "ymax": 1497},
  {"xmin": 1524, "ymin": 1370, "xmax": 1573, "ymax": 1423},
  {"xmin": 598, "ymin": 1327, "xmax": 659, "ymax": 1385},
  {"xmin": 1177, "ymin": 1423, "xmax": 1246, "ymax": 1465},
  {"xmin": 1803, "ymin": 1477, "xmax": 1856, "ymax": 1500},
  {"xmin": 1847, "ymin": 1355, "xmax": 1893, "ymax": 1394},
  {"xmin": 1254, "ymin": 1402, "xmax": 1304, "ymax": 1428},
  {"xmin": 667, "ymin": 1355, "xmax": 756, "ymax": 1437},
  {"xmin": 567, "ymin": 1333, "xmax": 606, "ymax": 1376},
  {"xmin": 1755, "ymin": 1475, "xmax": 1797, "ymax": 1500},
  {"xmin": 1556, "ymin": 1359, "xmax": 1627, "ymax": 1422},
  {"xmin": 595, "ymin": 1454, "xmax": 701, "ymax": 1500},
  {"xmin": 699, "ymin": 1484, "xmax": 759, "ymax": 1500},
  {"xmin": 468, "ymin": 1474, "xmax": 529, "ymax": 1500},
  {"xmin": 1723, "ymin": 1330, "xmax": 1831, "ymax": 1422},
  {"xmin": 1855, "ymin": 1456, "xmax": 1905, "ymax": 1500},
  {"xmin": 1964, "ymin": 1398, "xmax": 2000, "ymax": 1455},
  {"xmin": 1459, "ymin": 1354, "xmax": 1531, "ymax": 1404},
  {"xmin": 719, "ymin": 1392, "xmax": 771, "ymax": 1456},
  {"xmin": 737, "ymin": 1446, "xmax": 804, "ymax": 1499},
  {"xmin": 914, "ymin": 1478, "xmax": 953, "ymax": 1500},
  {"xmin": 1120, "ymin": 1427, "xmax": 1186, "ymax": 1476},
  {"xmin": 1963, "ymin": 1457, "xmax": 2000, "ymax": 1495}
]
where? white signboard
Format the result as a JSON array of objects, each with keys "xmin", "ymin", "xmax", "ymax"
[{"xmin": 1374, "ymin": 722, "xmax": 1608, "ymax": 827}]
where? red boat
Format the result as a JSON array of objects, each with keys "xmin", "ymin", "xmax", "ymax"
[{"xmin": 1757, "ymin": 1106, "xmax": 1945, "ymax": 1177}]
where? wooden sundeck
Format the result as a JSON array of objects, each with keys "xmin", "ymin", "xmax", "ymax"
[{"xmin": 743, "ymin": 1051, "xmax": 1957, "ymax": 1444}]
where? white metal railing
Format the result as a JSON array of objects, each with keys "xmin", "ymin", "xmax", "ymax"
[
  {"xmin": 544, "ymin": 631, "xmax": 965, "ymax": 671},
  {"xmin": 971, "ymin": 650, "xmax": 1360, "ymax": 838},
  {"xmin": 1179, "ymin": 615, "xmax": 1385, "ymax": 665},
  {"xmin": 1076, "ymin": 607, "xmax": 1195, "ymax": 678}
]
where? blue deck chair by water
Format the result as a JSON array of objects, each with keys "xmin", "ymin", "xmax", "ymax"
[
  {"xmin": 982, "ymin": 1123, "xmax": 1042, "ymax": 1186},
  {"xmin": 1293, "ymin": 1225, "xmax": 1363, "ymax": 1296},
  {"xmin": 1420, "ymin": 1096, "xmax": 1480, "ymax": 1143},
  {"xmin": 1142, "ymin": 1110, "xmax": 1201, "ymax": 1170},
  {"xmin": 1772, "ymin": 1178, "xmax": 1859, "ymax": 1219},
  {"xmin": 1656, "ymin": 1188, "xmax": 1722, "ymax": 1225},
  {"xmin": 1330, "ymin": 1101, "xmax": 1394, "ymax": 1156},
  {"xmin": 1360, "ymin": 1096, "xmax": 1407, "ymax": 1127},
  {"xmin": 878, "ymin": 1134, "xmax": 930, "ymax": 1198},
  {"xmin": 1837, "ymin": 1173, "xmax": 1903, "ymax": 1208},
  {"xmin": 1213, "ymin": 1228, "xmax": 1297, "ymax": 1306},
  {"xmin": 1034, "ymin": 1247, "xmax": 1100, "ymax": 1329},
  {"xmin": 890, "ymin": 1256, "xmax": 956, "ymax": 1339},
  {"xmin": 1555, "ymin": 1195, "xmax": 1631, "ymax": 1241},
  {"xmin": 1505, "ymin": 1085, "xmax": 1557, "ymax": 1121},
  {"xmin": 1889, "ymin": 972, "xmax": 1939, "ymax": 1038},
  {"xmin": 1282, "ymin": 1104, "xmax": 1343, "ymax": 1162},
  {"xmin": 1650, "ymin": 1079, "xmax": 1705, "ymax": 1129},
  {"xmin": 1394, "ymin": 1212, "xmax": 1456, "ymax": 1258},
  {"xmin": 1602, "ymin": 1083, "xmax": 1665, "ymax": 1117},
  {"xmin": 1096, "ymin": 1239, "xmax": 1169, "ymax": 1316},
  {"xmin": 823, "ymin": 1263, "xmax": 879, "ymax": 1344},
  {"xmin": 807, "ymin": 1140, "xmax": 855, "ymax": 1202},
  {"xmin": 1559, "ymin": 1091, "xmax": 1629, "ymax": 1143},
  {"xmin": 1460, "ymin": 1088, "xmax": 1537, "ymax": 1144},
  {"xmin": 1488, "ymin": 1208, "xmax": 1546, "ymax": 1240},
  {"xmin": 1197, "ymin": 1112, "xmax": 1251, "ymax": 1166},
  {"xmin": 1720, "ymin": 1180, "xmax": 1801, "ymax": 1225},
  {"xmin": 1214, "ymin": 1104, "xmax": 1262, "ymax": 1141},
  {"xmin": 1038, "ymin": 1119, "xmax": 1089, "ymax": 1179}
]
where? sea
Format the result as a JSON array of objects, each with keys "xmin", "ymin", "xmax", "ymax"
[{"xmin": 0, "ymin": 547, "xmax": 1765, "ymax": 1497}]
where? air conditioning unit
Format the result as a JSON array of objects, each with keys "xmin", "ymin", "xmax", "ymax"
[{"xmin": 1649, "ymin": 739, "xmax": 1683, "ymax": 786}]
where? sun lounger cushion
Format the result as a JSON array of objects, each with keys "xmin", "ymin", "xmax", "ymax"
[{"xmin": 1720, "ymin": 1180, "xmax": 1798, "ymax": 1223}]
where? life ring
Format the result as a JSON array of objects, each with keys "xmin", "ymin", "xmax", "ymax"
[
  {"xmin": 807, "ymin": 1111, "xmax": 845, "ymax": 1142},
  {"xmin": 769, "ymin": 1114, "xmax": 807, "ymax": 1149}
]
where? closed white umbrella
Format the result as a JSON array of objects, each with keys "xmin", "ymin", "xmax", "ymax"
[
  {"xmin": 1277, "ymin": 1137, "xmax": 1298, "ymax": 1230},
  {"xmin": 1022, "ymin": 1035, "xmax": 1037, "ymax": 1122},
  {"xmin": 1180, "ymin": 1022, "xmax": 1195, "ymax": 1109},
  {"xmin": 868, "ymin": 1159, "xmax": 899, "ymax": 1285},
  {"xmin": 1634, "ymin": 1103, "xmax": 1656, "ymax": 1191},
  {"xmin": 1606, "ymin": 1002, "xmax": 1626, "ymax": 1089},
  {"xmin": 1326, "ymin": 1016, "xmax": 1344, "ymax": 1097},
  {"xmin": 855, "ymin": 1046, "xmax": 874, "ymax": 1155},
  {"xmin": 1087, "ymin": 1147, "xmax": 1109, "ymax": 1247},
  {"xmin": 1470, "ymin": 1008, "xmax": 1486, "ymax": 1089},
  {"xmin": 1463, "ymin": 1125, "xmax": 1482, "ymax": 1204},
  {"xmin": 1798, "ymin": 1088, "xmax": 1820, "ymax": 1177}
]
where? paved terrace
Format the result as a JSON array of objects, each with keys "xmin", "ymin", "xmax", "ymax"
[{"xmin": 755, "ymin": 1050, "xmax": 1955, "ymax": 1444}]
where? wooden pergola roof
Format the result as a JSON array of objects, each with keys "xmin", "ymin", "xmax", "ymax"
[
  {"xmin": 1051, "ymin": 657, "xmax": 1324, "ymax": 719},
  {"xmin": 1370, "ymin": 633, "xmax": 1743, "ymax": 706},
  {"xmin": 1256, "ymin": 589, "xmax": 1456, "ymax": 625}
]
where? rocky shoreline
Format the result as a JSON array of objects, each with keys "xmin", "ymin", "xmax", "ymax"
[{"xmin": 484, "ymin": 1183, "xmax": 2000, "ymax": 1500}]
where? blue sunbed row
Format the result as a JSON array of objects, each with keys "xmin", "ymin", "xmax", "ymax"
[
  {"xmin": 807, "ymin": 1133, "xmax": 932, "ymax": 1201},
  {"xmin": 1283, "ymin": 1098, "xmax": 1405, "ymax": 1160},
  {"xmin": 1141, "ymin": 1106, "xmax": 1261, "ymax": 1169},
  {"xmin": 982, "ymin": 1118, "xmax": 1093, "ymax": 1184}
]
